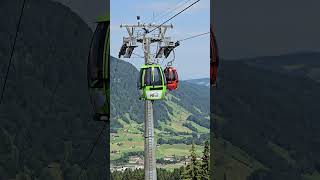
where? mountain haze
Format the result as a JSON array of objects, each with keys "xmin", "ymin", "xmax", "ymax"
[{"xmin": 214, "ymin": 54, "xmax": 320, "ymax": 180}]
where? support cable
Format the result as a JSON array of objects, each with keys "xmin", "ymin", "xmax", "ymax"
[
  {"xmin": 137, "ymin": 0, "xmax": 200, "ymax": 38},
  {"xmin": 0, "ymin": 0, "xmax": 26, "ymax": 105},
  {"xmin": 148, "ymin": 0, "xmax": 193, "ymax": 24},
  {"xmin": 178, "ymin": 32, "xmax": 209, "ymax": 42},
  {"xmin": 148, "ymin": 0, "xmax": 200, "ymax": 34}
]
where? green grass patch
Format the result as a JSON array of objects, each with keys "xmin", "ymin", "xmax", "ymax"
[
  {"xmin": 156, "ymin": 144, "xmax": 203, "ymax": 159},
  {"xmin": 283, "ymin": 64, "xmax": 305, "ymax": 71},
  {"xmin": 268, "ymin": 141, "xmax": 296, "ymax": 166},
  {"xmin": 303, "ymin": 171, "xmax": 320, "ymax": 180},
  {"xmin": 186, "ymin": 121, "xmax": 209, "ymax": 134}
]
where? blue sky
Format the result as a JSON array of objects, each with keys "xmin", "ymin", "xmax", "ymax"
[{"xmin": 110, "ymin": 0, "xmax": 210, "ymax": 80}]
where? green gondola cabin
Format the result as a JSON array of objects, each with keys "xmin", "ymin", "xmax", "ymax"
[
  {"xmin": 87, "ymin": 16, "xmax": 109, "ymax": 120},
  {"xmin": 138, "ymin": 64, "xmax": 167, "ymax": 100}
]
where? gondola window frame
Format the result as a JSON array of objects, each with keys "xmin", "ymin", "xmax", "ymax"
[{"xmin": 88, "ymin": 22, "xmax": 108, "ymax": 89}]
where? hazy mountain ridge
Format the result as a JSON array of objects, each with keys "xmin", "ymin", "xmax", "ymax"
[
  {"xmin": 185, "ymin": 78, "xmax": 210, "ymax": 87},
  {"xmin": 243, "ymin": 52, "xmax": 320, "ymax": 82},
  {"xmin": 214, "ymin": 57, "xmax": 320, "ymax": 180},
  {"xmin": 52, "ymin": 0, "xmax": 107, "ymax": 30}
]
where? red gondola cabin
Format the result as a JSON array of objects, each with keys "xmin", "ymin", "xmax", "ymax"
[
  {"xmin": 210, "ymin": 27, "xmax": 219, "ymax": 87},
  {"xmin": 164, "ymin": 67, "xmax": 179, "ymax": 91}
]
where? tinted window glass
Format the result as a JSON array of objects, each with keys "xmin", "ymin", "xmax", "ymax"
[
  {"xmin": 169, "ymin": 70, "xmax": 174, "ymax": 81},
  {"xmin": 153, "ymin": 67, "xmax": 162, "ymax": 86},
  {"xmin": 165, "ymin": 68, "xmax": 175, "ymax": 81},
  {"xmin": 138, "ymin": 69, "xmax": 143, "ymax": 88},
  {"xmin": 144, "ymin": 68, "xmax": 152, "ymax": 86},
  {"xmin": 88, "ymin": 22, "xmax": 107, "ymax": 88},
  {"xmin": 165, "ymin": 69, "xmax": 170, "ymax": 80},
  {"xmin": 174, "ymin": 71, "xmax": 178, "ymax": 81}
]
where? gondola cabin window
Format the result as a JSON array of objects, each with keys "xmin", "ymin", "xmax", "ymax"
[
  {"xmin": 144, "ymin": 67, "xmax": 152, "ymax": 86},
  {"xmin": 88, "ymin": 22, "xmax": 107, "ymax": 88},
  {"xmin": 153, "ymin": 67, "xmax": 163, "ymax": 86},
  {"xmin": 87, "ymin": 19, "xmax": 109, "ymax": 119}
]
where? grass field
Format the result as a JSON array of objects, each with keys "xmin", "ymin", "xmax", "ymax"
[
  {"xmin": 110, "ymin": 121, "xmax": 205, "ymax": 161},
  {"xmin": 303, "ymin": 171, "xmax": 320, "ymax": 180},
  {"xmin": 110, "ymin": 94, "xmax": 209, "ymax": 169},
  {"xmin": 156, "ymin": 144, "xmax": 203, "ymax": 159},
  {"xmin": 214, "ymin": 138, "xmax": 266, "ymax": 180}
]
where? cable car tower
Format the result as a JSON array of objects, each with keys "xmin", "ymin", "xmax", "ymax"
[{"xmin": 119, "ymin": 16, "xmax": 176, "ymax": 180}]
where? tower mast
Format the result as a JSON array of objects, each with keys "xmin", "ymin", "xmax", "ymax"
[{"xmin": 119, "ymin": 17, "xmax": 173, "ymax": 180}]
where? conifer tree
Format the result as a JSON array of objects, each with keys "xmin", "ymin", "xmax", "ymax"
[
  {"xmin": 182, "ymin": 142, "xmax": 201, "ymax": 180},
  {"xmin": 201, "ymin": 140, "xmax": 210, "ymax": 179}
]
